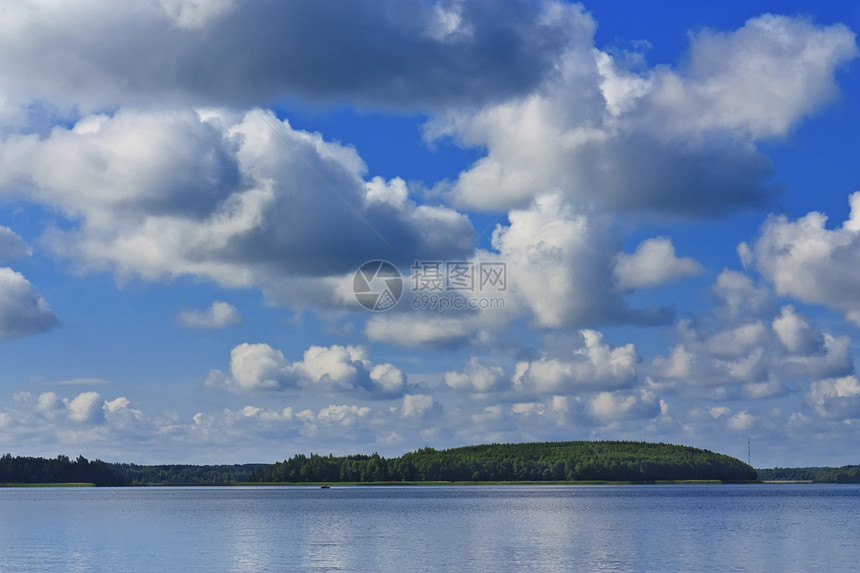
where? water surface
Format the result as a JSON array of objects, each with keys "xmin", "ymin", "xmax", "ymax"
[{"xmin": 1, "ymin": 484, "xmax": 857, "ymax": 572}]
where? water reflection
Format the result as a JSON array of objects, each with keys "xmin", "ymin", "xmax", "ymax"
[{"xmin": 1, "ymin": 485, "xmax": 858, "ymax": 572}]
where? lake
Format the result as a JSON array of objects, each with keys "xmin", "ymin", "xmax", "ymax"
[{"xmin": 1, "ymin": 484, "xmax": 857, "ymax": 572}]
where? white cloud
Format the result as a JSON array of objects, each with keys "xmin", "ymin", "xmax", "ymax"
[
  {"xmin": 0, "ymin": 109, "xmax": 475, "ymax": 307},
  {"xmin": 635, "ymin": 16, "xmax": 857, "ymax": 139},
  {"xmin": 712, "ymin": 269, "xmax": 773, "ymax": 318},
  {"xmin": 66, "ymin": 392, "xmax": 104, "ymax": 423},
  {"xmin": 177, "ymin": 300, "xmax": 241, "ymax": 329},
  {"xmin": 221, "ymin": 342, "xmax": 406, "ymax": 395},
  {"xmin": 3, "ymin": 110, "xmax": 473, "ymax": 306},
  {"xmin": 491, "ymin": 194, "xmax": 670, "ymax": 328},
  {"xmin": 317, "ymin": 405, "xmax": 371, "ymax": 427},
  {"xmin": 807, "ymin": 376, "xmax": 860, "ymax": 420},
  {"xmin": 400, "ymin": 394, "xmax": 438, "ymax": 418},
  {"xmin": 0, "ymin": 267, "xmax": 57, "ymax": 339},
  {"xmin": 433, "ymin": 15, "xmax": 856, "ymax": 216},
  {"xmin": 588, "ymin": 389, "xmax": 661, "ymax": 420},
  {"xmin": 514, "ymin": 329, "xmax": 639, "ymax": 393},
  {"xmin": 0, "ymin": 0, "xmax": 588, "ymax": 111},
  {"xmin": 614, "ymin": 237, "xmax": 703, "ymax": 291},
  {"xmin": 727, "ymin": 411, "xmax": 755, "ymax": 431},
  {"xmin": 444, "ymin": 357, "xmax": 509, "ymax": 393},
  {"xmin": 742, "ymin": 378, "xmax": 786, "ymax": 400},
  {"xmin": 651, "ymin": 274, "xmax": 854, "ymax": 390},
  {"xmin": 772, "ymin": 306, "xmax": 823, "ymax": 355},
  {"xmin": 228, "ymin": 343, "xmax": 289, "ymax": 391},
  {"xmin": 741, "ymin": 191, "xmax": 860, "ymax": 324}
]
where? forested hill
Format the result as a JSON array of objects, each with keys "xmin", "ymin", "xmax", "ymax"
[{"xmin": 249, "ymin": 441, "xmax": 758, "ymax": 483}]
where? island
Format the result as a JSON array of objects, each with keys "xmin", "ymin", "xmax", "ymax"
[{"xmin": 248, "ymin": 441, "xmax": 757, "ymax": 484}]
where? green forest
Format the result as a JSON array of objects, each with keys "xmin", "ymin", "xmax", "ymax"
[
  {"xmin": 249, "ymin": 441, "xmax": 758, "ymax": 483},
  {"xmin": 757, "ymin": 465, "xmax": 860, "ymax": 483},
  {"xmin": 0, "ymin": 454, "xmax": 124, "ymax": 486},
  {"xmin": 1, "ymin": 441, "xmax": 761, "ymax": 485},
  {"xmin": 109, "ymin": 463, "xmax": 267, "ymax": 485}
]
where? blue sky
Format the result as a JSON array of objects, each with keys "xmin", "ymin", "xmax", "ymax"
[{"xmin": 1, "ymin": 0, "xmax": 859, "ymax": 467}]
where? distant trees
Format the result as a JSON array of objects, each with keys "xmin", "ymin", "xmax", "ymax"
[
  {"xmin": 0, "ymin": 454, "xmax": 124, "ymax": 485},
  {"xmin": 249, "ymin": 441, "xmax": 758, "ymax": 483},
  {"xmin": 757, "ymin": 465, "xmax": 860, "ymax": 483},
  {"xmin": 109, "ymin": 463, "xmax": 267, "ymax": 485}
]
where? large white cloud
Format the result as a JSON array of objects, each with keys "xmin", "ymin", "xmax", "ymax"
[
  {"xmin": 0, "ymin": 0, "xmax": 590, "ymax": 111},
  {"xmin": 432, "ymin": 15, "xmax": 856, "ymax": 216},
  {"xmin": 740, "ymin": 191, "xmax": 860, "ymax": 325},
  {"xmin": 363, "ymin": 193, "xmax": 682, "ymax": 349},
  {"xmin": 632, "ymin": 16, "xmax": 857, "ymax": 139},
  {"xmin": 0, "ymin": 109, "xmax": 474, "ymax": 304}
]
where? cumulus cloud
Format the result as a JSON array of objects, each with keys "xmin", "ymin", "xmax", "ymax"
[
  {"xmin": 318, "ymin": 404, "xmax": 371, "ymax": 427},
  {"xmin": 711, "ymin": 269, "xmax": 773, "ymax": 318},
  {"xmin": 614, "ymin": 237, "xmax": 703, "ymax": 290},
  {"xmin": 651, "ymin": 278, "xmax": 854, "ymax": 391},
  {"xmin": 513, "ymin": 329, "xmax": 639, "ymax": 393},
  {"xmin": 740, "ymin": 191, "xmax": 860, "ymax": 325},
  {"xmin": 363, "ymin": 194, "xmax": 680, "ymax": 348},
  {"xmin": 217, "ymin": 342, "xmax": 407, "ymax": 395},
  {"xmin": 628, "ymin": 16, "xmax": 857, "ymax": 139},
  {"xmin": 177, "ymin": 300, "xmax": 241, "ymax": 329},
  {"xmin": 0, "ymin": 267, "xmax": 58, "ymax": 339},
  {"xmin": 444, "ymin": 357, "xmax": 509, "ymax": 393},
  {"xmin": 6, "ymin": 390, "xmax": 144, "ymax": 435},
  {"xmin": 66, "ymin": 392, "xmax": 104, "ymax": 423},
  {"xmin": 588, "ymin": 389, "xmax": 661, "ymax": 421},
  {"xmin": 490, "ymin": 194, "xmax": 671, "ymax": 328},
  {"xmin": 807, "ymin": 376, "xmax": 860, "ymax": 420},
  {"xmin": 772, "ymin": 305, "xmax": 824, "ymax": 355},
  {"xmin": 400, "ymin": 394, "xmax": 440, "ymax": 418},
  {"xmin": 0, "ymin": 109, "xmax": 473, "ymax": 304},
  {"xmin": 726, "ymin": 410, "xmax": 755, "ymax": 431},
  {"xmin": 0, "ymin": 0, "xmax": 588, "ymax": 111},
  {"xmin": 433, "ymin": 15, "xmax": 856, "ymax": 216}
]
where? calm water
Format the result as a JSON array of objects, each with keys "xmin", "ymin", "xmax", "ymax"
[{"xmin": 1, "ymin": 484, "xmax": 858, "ymax": 572}]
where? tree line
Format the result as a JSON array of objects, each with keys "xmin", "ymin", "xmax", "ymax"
[
  {"xmin": 0, "ymin": 454, "xmax": 124, "ymax": 486},
  {"xmin": 109, "ymin": 463, "xmax": 267, "ymax": 485},
  {"xmin": 756, "ymin": 465, "xmax": 860, "ymax": 483},
  {"xmin": 248, "ymin": 441, "xmax": 758, "ymax": 483}
]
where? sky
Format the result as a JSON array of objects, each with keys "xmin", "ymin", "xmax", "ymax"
[{"xmin": 1, "ymin": 0, "xmax": 859, "ymax": 468}]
